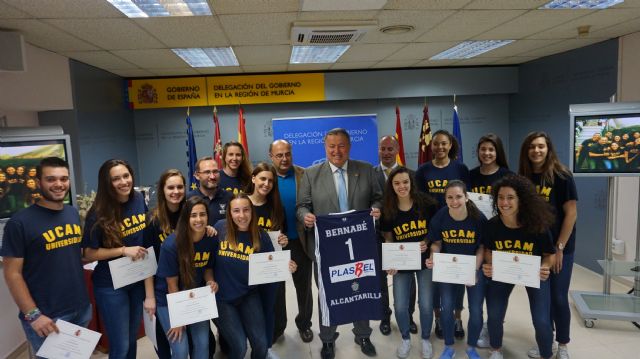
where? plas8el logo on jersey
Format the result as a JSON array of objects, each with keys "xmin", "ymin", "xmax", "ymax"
[{"xmin": 328, "ymin": 259, "xmax": 376, "ymax": 283}]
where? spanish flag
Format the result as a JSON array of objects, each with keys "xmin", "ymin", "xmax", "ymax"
[
  {"xmin": 237, "ymin": 107, "xmax": 249, "ymax": 160},
  {"xmin": 395, "ymin": 105, "xmax": 406, "ymax": 166}
]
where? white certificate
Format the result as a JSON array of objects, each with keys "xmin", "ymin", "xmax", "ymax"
[
  {"xmin": 108, "ymin": 246, "xmax": 157, "ymax": 289},
  {"xmin": 36, "ymin": 320, "xmax": 101, "ymax": 359},
  {"xmin": 167, "ymin": 285, "xmax": 218, "ymax": 328},
  {"xmin": 382, "ymin": 242, "xmax": 421, "ymax": 270},
  {"xmin": 432, "ymin": 253, "xmax": 477, "ymax": 285},
  {"xmin": 492, "ymin": 251, "xmax": 541, "ymax": 289},
  {"xmin": 267, "ymin": 231, "xmax": 282, "ymax": 251},
  {"xmin": 248, "ymin": 250, "xmax": 291, "ymax": 285},
  {"xmin": 143, "ymin": 310, "xmax": 157, "ymax": 350},
  {"xmin": 467, "ymin": 192, "xmax": 494, "ymax": 219}
]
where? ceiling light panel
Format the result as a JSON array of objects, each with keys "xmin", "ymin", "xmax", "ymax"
[
  {"xmin": 541, "ymin": 0, "xmax": 624, "ymax": 9},
  {"xmin": 172, "ymin": 48, "xmax": 239, "ymax": 67},
  {"xmin": 430, "ymin": 40, "xmax": 515, "ymax": 60},
  {"xmin": 107, "ymin": 0, "xmax": 212, "ymax": 18},
  {"xmin": 290, "ymin": 45, "xmax": 350, "ymax": 64}
]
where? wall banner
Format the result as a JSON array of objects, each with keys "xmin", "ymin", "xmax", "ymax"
[
  {"xmin": 128, "ymin": 77, "xmax": 208, "ymax": 109},
  {"xmin": 207, "ymin": 73, "xmax": 324, "ymax": 105},
  {"xmin": 272, "ymin": 114, "xmax": 378, "ymax": 167}
]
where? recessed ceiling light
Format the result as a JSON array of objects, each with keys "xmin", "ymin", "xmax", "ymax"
[
  {"xmin": 290, "ymin": 45, "xmax": 350, "ymax": 64},
  {"xmin": 540, "ymin": 0, "xmax": 624, "ymax": 9},
  {"xmin": 106, "ymin": 0, "xmax": 212, "ymax": 18},
  {"xmin": 380, "ymin": 25, "xmax": 415, "ymax": 35},
  {"xmin": 430, "ymin": 40, "xmax": 515, "ymax": 60},
  {"xmin": 172, "ymin": 48, "xmax": 239, "ymax": 67}
]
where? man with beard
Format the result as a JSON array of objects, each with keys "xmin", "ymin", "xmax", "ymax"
[{"xmin": 1, "ymin": 157, "xmax": 90, "ymax": 355}]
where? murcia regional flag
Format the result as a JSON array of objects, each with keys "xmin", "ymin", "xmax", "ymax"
[{"xmin": 315, "ymin": 210, "xmax": 382, "ymax": 326}]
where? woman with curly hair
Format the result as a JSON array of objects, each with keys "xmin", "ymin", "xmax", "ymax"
[
  {"xmin": 220, "ymin": 142, "xmax": 252, "ymax": 195},
  {"xmin": 481, "ymin": 175, "xmax": 556, "ymax": 359},
  {"xmin": 519, "ymin": 132, "xmax": 578, "ymax": 359}
]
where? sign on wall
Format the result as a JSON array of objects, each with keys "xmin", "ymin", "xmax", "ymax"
[{"xmin": 272, "ymin": 114, "xmax": 378, "ymax": 167}]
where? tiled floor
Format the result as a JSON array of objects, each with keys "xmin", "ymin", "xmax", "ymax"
[{"xmin": 16, "ymin": 264, "xmax": 640, "ymax": 358}]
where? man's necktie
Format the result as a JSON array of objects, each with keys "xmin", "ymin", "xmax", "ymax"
[{"xmin": 337, "ymin": 168, "xmax": 348, "ymax": 212}]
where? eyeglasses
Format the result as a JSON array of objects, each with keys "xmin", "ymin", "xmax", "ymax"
[
  {"xmin": 273, "ymin": 152, "xmax": 291, "ymax": 159},
  {"xmin": 197, "ymin": 170, "xmax": 219, "ymax": 176}
]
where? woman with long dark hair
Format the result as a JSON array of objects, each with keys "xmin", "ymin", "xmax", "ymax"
[
  {"xmin": 469, "ymin": 133, "xmax": 512, "ymax": 195},
  {"xmin": 82, "ymin": 159, "xmax": 148, "ymax": 359},
  {"xmin": 482, "ymin": 175, "xmax": 556, "ymax": 359},
  {"xmin": 245, "ymin": 163, "xmax": 290, "ymax": 359},
  {"xmin": 381, "ymin": 167, "xmax": 438, "ymax": 359},
  {"xmin": 154, "ymin": 196, "xmax": 217, "ymax": 359},
  {"xmin": 426, "ymin": 180, "xmax": 486, "ymax": 359},
  {"xmin": 220, "ymin": 142, "xmax": 252, "ymax": 195},
  {"xmin": 519, "ymin": 132, "xmax": 578, "ymax": 359}
]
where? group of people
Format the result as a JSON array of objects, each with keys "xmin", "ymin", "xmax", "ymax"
[
  {"xmin": 576, "ymin": 129, "xmax": 640, "ymax": 170},
  {"xmin": 1, "ymin": 127, "xmax": 577, "ymax": 359},
  {"xmin": 0, "ymin": 164, "xmax": 41, "ymax": 214}
]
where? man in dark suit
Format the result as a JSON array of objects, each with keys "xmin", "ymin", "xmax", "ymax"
[
  {"xmin": 373, "ymin": 135, "xmax": 419, "ymax": 336},
  {"xmin": 269, "ymin": 139, "xmax": 314, "ymax": 344},
  {"xmin": 297, "ymin": 128, "xmax": 382, "ymax": 359}
]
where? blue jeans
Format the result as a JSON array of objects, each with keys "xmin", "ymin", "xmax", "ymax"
[
  {"xmin": 393, "ymin": 268, "xmax": 434, "ymax": 340},
  {"xmin": 551, "ymin": 252, "xmax": 574, "ymax": 344},
  {"xmin": 217, "ymin": 291, "xmax": 267, "ymax": 359},
  {"xmin": 156, "ymin": 306, "xmax": 209, "ymax": 359},
  {"xmin": 486, "ymin": 279, "xmax": 553, "ymax": 359},
  {"xmin": 259, "ymin": 283, "xmax": 278, "ymax": 348},
  {"xmin": 440, "ymin": 270, "xmax": 485, "ymax": 346},
  {"xmin": 94, "ymin": 283, "xmax": 144, "ymax": 359},
  {"xmin": 433, "ymin": 282, "xmax": 465, "ymax": 311},
  {"xmin": 20, "ymin": 304, "xmax": 92, "ymax": 358}
]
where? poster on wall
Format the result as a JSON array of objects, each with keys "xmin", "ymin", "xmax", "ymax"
[{"xmin": 272, "ymin": 114, "xmax": 378, "ymax": 167}]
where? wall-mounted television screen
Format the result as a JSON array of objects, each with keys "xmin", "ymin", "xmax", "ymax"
[
  {"xmin": 570, "ymin": 102, "xmax": 640, "ymax": 177},
  {"xmin": 0, "ymin": 136, "xmax": 75, "ymax": 219}
]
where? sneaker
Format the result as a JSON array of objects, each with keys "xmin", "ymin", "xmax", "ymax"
[
  {"xmin": 434, "ymin": 318, "xmax": 443, "ymax": 339},
  {"xmin": 527, "ymin": 342, "xmax": 558, "ymax": 358},
  {"xmin": 454, "ymin": 319, "xmax": 465, "ymax": 339},
  {"xmin": 267, "ymin": 348, "xmax": 280, "ymax": 359},
  {"xmin": 422, "ymin": 339, "xmax": 433, "ymax": 359},
  {"xmin": 465, "ymin": 347, "xmax": 481, "ymax": 359},
  {"xmin": 556, "ymin": 345, "xmax": 569, "ymax": 359},
  {"xmin": 476, "ymin": 323, "xmax": 490, "ymax": 348},
  {"xmin": 489, "ymin": 350, "xmax": 503, "ymax": 359},
  {"xmin": 438, "ymin": 346, "xmax": 455, "ymax": 359},
  {"xmin": 397, "ymin": 339, "xmax": 411, "ymax": 359}
]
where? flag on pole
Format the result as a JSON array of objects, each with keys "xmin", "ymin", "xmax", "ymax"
[
  {"xmin": 238, "ymin": 107, "xmax": 249, "ymax": 160},
  {"xmin": 395, "ymin": 105, "xmax": 406, "ymax": 166},
  {"xmin": 186, "ymin": 108, "xmax": 199, "ymax": 191},
  {"xmin": 452, "ymin": 103, "xmax": 463, "ymax": 162},
  {"xmin": 418, "ymin": 104, "xmax": 433, "ymax": 165},
  {"xmin": 213, "ymin": 106, "xmax": 222, "ymax": 168}
]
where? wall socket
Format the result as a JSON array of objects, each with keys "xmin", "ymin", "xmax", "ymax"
[{"xmin": 612, "ymin": 238, "xmax": 625, "ymax": 255}]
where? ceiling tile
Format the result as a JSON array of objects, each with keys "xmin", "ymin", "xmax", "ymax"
[
  {"xmin": 110, "ymin": 69, "xmax": 155, "ymax": 78},
  {"xmin": 476, "ymin": 9, "xmax": 594, "ymax": 40},
  {"xmin": 213, "ymin": 0, "xmax": 299, "ymax": 14},
  {"xmin": 338, "ymin": 43, "xmax": 405, "ymax": 62},
  {"xmin": 490, "ymin": 56, "xmax": 537, "ymax": 65},
  {"xmin": 287, "ymin": 63, "xmax": 333, "ymax": 71},
  {"xmin": 614, "ymin": 0, "xmax": 640, "ymax": 7},
  {"xmin": 297, "ymin": 10, "xmax": 380, "ymax": 21},
  {"xmin": 0, "ymin": 1, "xmax": 30, "ymax": 18},
  {"xmin": 464, "ymin": 0, "xmax": 548, "ymax": 9},
  {"xmin": 195, "ymin": 66, "xmax": 243, "ymax": 75},
  {"xmin": 385, "ymin": 0, "xmax": 472, "ymax": 10},
  {"xmin": 362, "ymin": 9, "xmax": 456, "ymax": 43},
  {"xmin": 451, "ymin": 57, "xmax": 501, "ymax": 66},
  {"xmin": 591, "ymin": 16, "xmax": 640, "ymax": 38},
  {"xmin": 529, "ymin": 8, "xmax": 640, "ymax": 39},
  {"xmin": 43, "ymin": 18, "xmax": 164, "ymax": 50},
  {"xmin": 0, "ymin": 19, "xmax": 99, "ymax": 52},
  {"xmin": 135, "ymin": 16, "xmax": 229, "ymax": 48},
  {"xmin": 416, "ymin": 10, "xmax": 526, "ymax": 42},
  {"xmin": 330, "ymin": 61, "xmax": 377, "ymax": 70},
  {"xmin": 414, "ymin": 59, "xmax": 460, "ymax": 67},
  {"xmin": 3, "ymin": 0, "xmax": 123, "ymax": 18},
  {"xmin": 518, "ymin": 38, "xmax": 605, "ymax": 58},
  {"xmin": 148, "ymin": 68, "xmax": 200, "ymax": 76},
  {"xmin": 371, "ymin": 60, "xmax": 420, "ymax": 68},
  {"xmin": 385, "ymin": 42, "xmax": 459, "ymax": 61},
  {"xmin": 218, "ymin": 12, "xmax": 295, "ymax": 46},
  {"xmin": 241, "ymin": 64, "xmax": 288, "ymax": 73},
  {"xmin": 111, "ymin": 49, "xmax": 188, "ymax": 68},
  {"xmin": 62, "ymin": 51, "xmax": 138, "ymax": 70},
  {"xmin": 233, "ymin": 45, "xmax": 291, "ymax": 65},
  {"xmin": 475, "ymin": 39, "xmax": 562, "ymax": 57}
]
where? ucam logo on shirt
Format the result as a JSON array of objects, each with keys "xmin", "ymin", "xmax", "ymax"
[{"xmin": 329, "ymin": 259, "xmax": 376, "ymax": 283}]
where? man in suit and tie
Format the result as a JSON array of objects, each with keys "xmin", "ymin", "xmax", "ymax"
[
  {"xmin": 297, "ymin": 128, "xmax": 382, "ymax": 359},
  {"xmin": 373, "ymin": 136, "xmax": 419, "ymax": 336}
]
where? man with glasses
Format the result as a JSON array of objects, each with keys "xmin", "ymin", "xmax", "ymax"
[
  {"xmin": 187, "ymin": 156, "xmax": 232, "ymax": 226},
  {"xmin": 268, "ymin": 139, "xmax": 314, "ymax": 344}
]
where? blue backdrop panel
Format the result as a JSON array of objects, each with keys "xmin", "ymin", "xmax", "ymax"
[{"xmin": 272, "ymin": 114, "xmax": 378, "ymax": 167}]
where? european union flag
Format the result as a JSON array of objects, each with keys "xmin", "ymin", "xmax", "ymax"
[
  {"xmin": 452, "ymin": 105, "xmax": 463, "ymax": 163},
  {"xmin": 186, "ymin": 113, "xmax": 199, "ymax": 191}
]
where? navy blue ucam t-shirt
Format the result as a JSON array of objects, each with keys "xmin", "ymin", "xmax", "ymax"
[
  {"xmin": 211, "ymin": 221, "xmax": 274, "ymax": 302},
  {"xmin": 254, "ymin": 202, "xmax": 287, "ymax": 233},
  {"xmin": 1, "ymin": 204, "xmax": 89, "ymax": 319},
  {"xmin": 81, "ymin": 191, "xmax": 148, "ymax": 288},
  {"xmin": 469, "ymin": 167, "xmax": 513, "ymax": 195},
  {"xmin": 428, "ymin": 206, "xmax": 487, "ymax": 256},
  {"xmin": 143, "ymin": 210, "xmax": 180, "ymax": 263},
  {"xmin": 154, "ymin": 232, "xmax": 217, "ymax": 306},
  {"xmin": 482, "ymin": 216, "xmax": 555, "ymax": 257},
  {"xmin": 186, "ymin": 188, "xmax": 232, "ymax": 226},
  {"xmin": 415, "ymin": 161, "xmax": 470, "ymax": 208},
  {"xmin": 219, "ymin": 171, "xmax": 243, "ymax": 195}
]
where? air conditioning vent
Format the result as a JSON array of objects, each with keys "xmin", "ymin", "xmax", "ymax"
[{"xmin": 291, "ymin": 22, "xmax": 376, "ymax": 45}]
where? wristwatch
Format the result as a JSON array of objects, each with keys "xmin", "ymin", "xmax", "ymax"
[
  {"xmin": 24, "ymin": 307, "xmax": 42, "ymax": 322},
  {"xmin": 557, "ymin": 242, "xmax": 565, "ymax": 251}
]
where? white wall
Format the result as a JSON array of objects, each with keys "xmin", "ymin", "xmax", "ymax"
[{"xmin": 614, "ymin": 32, "xmax": 640, "ymax": 264}]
